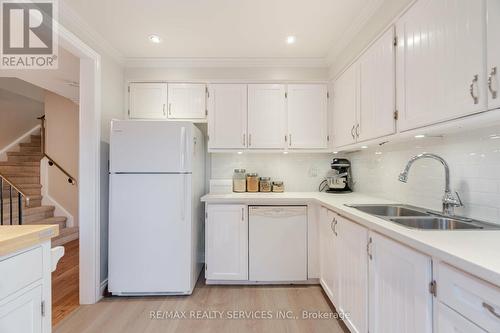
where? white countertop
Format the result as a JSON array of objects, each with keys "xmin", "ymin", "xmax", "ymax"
[{"xmin": 201, "ymin": 192, "xmax": 500, "ymax": 287}]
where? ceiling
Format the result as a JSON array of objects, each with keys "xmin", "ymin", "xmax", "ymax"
[{"xmin": 61, "ymin": 0, "xmax": 381, "ymax": 62}]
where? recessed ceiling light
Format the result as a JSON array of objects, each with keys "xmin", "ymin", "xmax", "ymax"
[
  {"xmin": 414, "ymin": 134, "xmax": 426, "ymax": 139},
  {"xmin": 489, "ymin": 134, "xmax": 500, "ymax": 139},
  {"xmin": 286, "ymin": 36, "xmax": 296, "ymax": 44},
  {"xmin": 237, "ymin": 151, "xmax": 243, "ymax": 155},
  {"xmin": 283, "ymin": 151, "xmax": 289, "ymax": 154},
  {"xmin": 375, "ymin": 151, "xmax": 382, "ymax": 155},
  {"xmin": 332, "ymin": 151, "xmax": 339, "ymax": 154},
  {"xmin": 361, "ymin": 146, "xmax": 368, "ymax": 149},
  {"xmin": 149, "ymin": 34, "xmax": 161, "ymax": 44}
]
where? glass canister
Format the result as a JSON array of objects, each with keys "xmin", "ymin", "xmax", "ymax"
[
  {"xmin": 233, "ymin": 169, "xmax": 247, "ymax": 192},
  {"xmin": 272, "ymin": 181, "xmax": 284, "ymax": 192},
  {"xmin": 246, "ymin": 173, "xmax": 259, "ymax": 192},
  {"xmin": 259, "ymin": 177, "xmax": 271, "ymax": 192}
]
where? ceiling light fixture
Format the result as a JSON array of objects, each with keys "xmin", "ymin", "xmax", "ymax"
[
  {"xmin": 361, "ymin": 146, "xmax": 368, "ymax": 149},
  {"xmin": 283, "ymin": 151, "xmax": 289, "ymax": 154},
  {"xmin": 149, "ymin": 34, "xmax": 161, "ymax": 44},
  {"xmin": 237, "ymin": 151, "xmax": 243, "ymax": 155},
  {"xmin": 414, "ymin": 134, "xmax": 426, "ymax": 139},
  {"xmin": 286, "ymin": 36, "xmax": 296, "ymax": 44}
]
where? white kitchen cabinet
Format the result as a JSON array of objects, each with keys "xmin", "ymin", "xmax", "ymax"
[
  {"xmin": 396, "ymin": 0, "xmax": 487, "ymax": 131},
  {"xmin": 287, "ymin": 84, "xmax": 328, "ymax": 149},
  {"xmin": 336, "ymin": 214, "xmax": 368, "ymax": 333},
  {"xmin": 128, "ymin": 83, "xmax": 168, "ymax": 119},
  {"xmin": 368, "ymin": 232, "xmax": 432, "ymax": 333},
  {"xmin": 205, "ymin": 204, "xmax": 248, "ymax": 281},
  {"xmin": 487, "ymin": 0, "xmax": 500, "ymax": 110},
  {"xmin": 358, "ymin": 27, "xmax": 396, "ymax": 141},
  {"xmin": 207, "ymin": 84, "xmax": 247, "ymax": 149},
  {"xmin": 247, "ymin": 84, "xmax": 286, "ymax": 149},
  {"xmin": 437, "ymin": 303, "xmax": 487, "ymax": 333},
  {"xmin": 319, "ymin": 208, "xmax": 340, "ymax": 303},
  {"xmin": 332, "ymin": 65, "xmax": 358, "ymax": 148},
  {"xmin": 0, "ymin": 285, "xmax": 43, "ymax": 333},
  {"xmin": 167, "ymin": 83, "xmax": 207, "ymax": 119}
]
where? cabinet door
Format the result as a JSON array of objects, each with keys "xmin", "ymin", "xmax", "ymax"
[
  {"xmin": 207, "ymin": 84, "xmax": 247, "ymax": 149},
  {"xmin": 333, "ymin": 65, "xmax": 358, "ymax": 148},
  {"xmin": 0, "ymin": 285, "xmax": 42, "ymax": 333},
  {"xmin": 437, "ymin": 303, "xmax": 487, "ymax": 333},
  {"xmin": 248, "ymin": 84, "xmax": 286, "ymax": 149},
  {"xmin": 287, "ymin": 84, "xmax": 328, "ymax": 149},
  {"xmin": 128, "ymin": 83, "xmax": 167, "ymax": 119},
  {"xmin": 358, "ymin": 27, "xmax": 396, "ymax": 142},
  {"xmin": 319, "ymin": 208, "xmax": 339, "ymax": 303},
  {"xmin": 336, "ymin": 214, "xmax": 368, "ymax": 333},
  {"xmin": 167, "ymin": 83, "xmax": 206, "ymax": 119},
  {"xmin": 369, "ymin": 232, "xmax": 432, "ymax": 333},
  {"xmin": 487, "ymin": 0, "xmax": 500, "ymax": 110},
  {"xmin": 396, "ymin": 0, "xmax": 487, "ymax": 131},
  {"xmin": 206, "ymin": 204, "xmax": 248, "ymax": 281}
]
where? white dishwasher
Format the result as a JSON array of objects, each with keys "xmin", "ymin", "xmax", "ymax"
[{"xmin": 249, "ymin": 206, "xmax": 307, "ymax": 282}]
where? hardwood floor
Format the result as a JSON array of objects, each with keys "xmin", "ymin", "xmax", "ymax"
[
  {"xmin": 54, "ymin": 275, "xmax": 349, "ymax": 333},
  {"xmin": 52, "ymin": 239, "xmax": 80, "ymax": 326}
]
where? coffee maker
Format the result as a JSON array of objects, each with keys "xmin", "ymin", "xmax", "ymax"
[{"xmin": 321, "ymin": 158, "xmax": 352, "ymax": 193}]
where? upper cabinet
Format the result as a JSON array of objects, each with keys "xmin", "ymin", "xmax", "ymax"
[
  {"xmin": 332, "ymin": 64, "xmax": 358, "ymax": 148},
  {"xmin": 358, "ymin": 27, "xmax": 396, "ymax": 142},
  {"xmin": 207, "ymin": 84, "xmax": 248, "ymax": 150},
  {"xmin": 487, "ymin": 0, "xmax": 500, "ymax": 110},
  {"xmin": 396, "ymin": 0, "xmax": 487, "ymax": 131},
  {"xmin": 333, "ymin": 27, "xmax": 396, "ymax": 148},
  {"xmin": 167, "ymin": 83, "xmax": 207, "ymax": 119},
  {"xmin": 128, "ymin": 83, "xmax": 167, "ymax": 119},
  {"xmin": 247, "ymin": 84, "xmax": 287, "ymax": 149},
  {"xmin": 287, "ymin": 84, "xmax": 328, "ymax": 149}
]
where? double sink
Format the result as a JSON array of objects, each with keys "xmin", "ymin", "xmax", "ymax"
[{"xmin": 346, "ymin": 204, "xmax": 500, "ymax": 230}]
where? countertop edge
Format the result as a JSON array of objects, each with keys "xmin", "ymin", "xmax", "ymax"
[{"xmin": 0, "ymin": 225, "xmax": 60, "ymax": 257}]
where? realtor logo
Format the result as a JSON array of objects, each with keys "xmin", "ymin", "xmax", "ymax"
[{"xmin": 1, "ymin": 0, "xmax": 58, "ymax": 69}]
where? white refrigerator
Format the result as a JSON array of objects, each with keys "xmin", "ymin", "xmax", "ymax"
[{"xmin": 108, "ymin": 120, "xmax": 205, "ymax": 295}]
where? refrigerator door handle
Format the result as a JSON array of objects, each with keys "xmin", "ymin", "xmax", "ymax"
[{"xmin": 180, "ymin": 127, "xmax": 187, "ymax": 171}]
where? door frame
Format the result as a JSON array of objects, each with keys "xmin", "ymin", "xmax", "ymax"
[{"xmin": 58, "ymin": 24, "xmax": 102, "ymax": 304}]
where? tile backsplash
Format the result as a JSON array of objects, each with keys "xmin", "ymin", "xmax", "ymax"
[
  {"xmin": 210, "ymin": 153, "xmax": 333, "ymax": 192},
  {"xmin": 348, "ymin": 126, "xmax": 500, "ymax": 225}
]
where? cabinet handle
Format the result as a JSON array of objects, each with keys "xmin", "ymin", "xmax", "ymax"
[
  {"xmin": 351, "ymin": 125, "xmax": 355, "ymax": 139},
  {"xmin": 330, "ymin": 218, "xmax": 338, "ymax": 236},
  {"xmin": 469, "ymin": 74, "xmax": 479, "ymax": 105},
  {"xmin": 248, "ymin": 134, "xmax": 252, "ymax": 146},
  {"xmin": 168, "ymin": 103, "xmax": 172, "ymax": 116},
  {"xmin": 242, "ymin": 133, "xmax": 246, "ymax": 146},
  {"xmin": 289, "ymin": 134, "xmax": 292, "ymax": 147},
  {"xmin": 483, "ymin": 302, "xmax": 500, "ymax": 320},
  {"xmin": 162, "ymin": 104, "xmax": 166, "ymax": 117},
  {"xmin": 241, "ymin": 207, "xmax": 245, "ymax": 221},
  {"xmin": 488, "ymin": 67, "xmax": 498, "ymax": 99},
  {"xmin": 367, "ymin": 237, "xmax": 373, "ymax": 260},
  {"xmin": 355, "ymin": 124, "xmax": 360, "ymax": 138}
]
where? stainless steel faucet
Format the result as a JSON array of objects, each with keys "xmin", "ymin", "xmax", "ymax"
[{"xmin": 398, "ymin": 153, "xmax": 463, "ymax": 216}]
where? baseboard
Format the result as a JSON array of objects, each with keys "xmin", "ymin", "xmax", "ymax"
[
  {"xmin": 40, "ymin": 157, "xmax": 75, "ymax": 226},
  {"xmin": 0, "ymin": 125, "xmax": 41, "ymax": 161}
]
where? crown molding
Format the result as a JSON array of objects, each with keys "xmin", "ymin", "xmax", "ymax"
[
  {"xmin": 124, "ymin": 57, "xmax": 329, "ymax": 69},
  {"xmin": 325, "ymin": 0, "xmax": 385, "ymax": 66},
  {"xmin": 58, "ymin": 2, "xmax": 125, "ymax": 64}
]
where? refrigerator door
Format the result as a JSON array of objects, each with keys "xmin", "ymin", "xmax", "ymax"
[
  {"xmin": 108, "ymin": 173, "xmax": 192, "ymax": 294},
  {"xmin": 110, "ymin": 120, "xmax": 193, "ymax": 173}
]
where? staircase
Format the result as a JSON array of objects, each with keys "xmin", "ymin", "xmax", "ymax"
[{"xmin": 0, "ymin": 133, "xmax": 78, "ymax": 246}]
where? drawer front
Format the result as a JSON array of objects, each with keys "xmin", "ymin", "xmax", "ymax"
[
  {"xmin": 437, "ymin": 302, "xmax": 486, "ymax": 333},
  {"xmin": 0, "ymin": 247, "xmax": 43, "ymax": 300},
  {"xmin": 438, "ymin": 263, "xmax": 500, "ymax": 332}
]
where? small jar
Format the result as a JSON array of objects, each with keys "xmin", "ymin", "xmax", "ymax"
[
  {"xmin": 272, "ymin": 181, "xmax": 284, "ymax": 193},
  {"xmin": 233, "ymin": 169, "xmax": 246, "ymax": 193},
  {"xmin": 246, "ymin": 173, "xmax": 259, "ymax": 192},
  {"xmin": 259, "ymin": 177, "xmax": 271, "ymax": 192}
]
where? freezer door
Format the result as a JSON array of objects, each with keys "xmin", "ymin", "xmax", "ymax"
[
  {"xmin": 110, "ymin": 120, "xmax": 193, "ymax": 173},
  {"xmin": 108, "ymin": 173, "xmax": 192, "ymax": 294}
]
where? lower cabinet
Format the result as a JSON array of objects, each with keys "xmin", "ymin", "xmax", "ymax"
[
  {"xmin": 320, "ymin": 208, "xmax": 433, "ymax": 333},
  {"xmin": 368, "ymin": 232, "xmax": 433, "ymax": 333},
  {"xmin": 0, "ymin": 285, "xmax": 43, "ymax": 333},
  {"xmin": 205, "ymin": 204, "xmax": 248, "ymax": 281},
  {"xmin": 437, "ymin": 303, "xmax": 487, "ymax": 333}
]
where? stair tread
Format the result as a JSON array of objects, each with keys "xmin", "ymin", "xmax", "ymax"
[
  {"xmin": 2, "ymin": 205, "xmax": 54, "ymax": 218},
  {"xmin": 30, "ymin": 216, "xmax": 67, "ymax": 226},
  {"xmin": 7, "ymin": 152, "xmax": 43, "ymax": 156},
  {"xmin": 0, "ymin": 161, "xmax": 40, "ymax": 166}
]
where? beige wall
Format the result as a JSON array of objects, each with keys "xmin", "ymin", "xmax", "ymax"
[
  {"xmin": 45, "ymin": 91, "xmax": 79, "ymax": 226},
  {"xmin": 0, "ymin": 87, "xmax": 43, "ymax": 153}
]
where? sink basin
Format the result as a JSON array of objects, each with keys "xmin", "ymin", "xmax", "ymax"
[
  {"xmin": 389, "ymin": 217, "xmax": 483, "ymax": 230},
  {"xmin": 347, "ymin": 204, "xmax": 430, "ymax": 217},
  {"xmin": 346, "ymin": 204, "xmax": 500, "ymax": 230}
]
